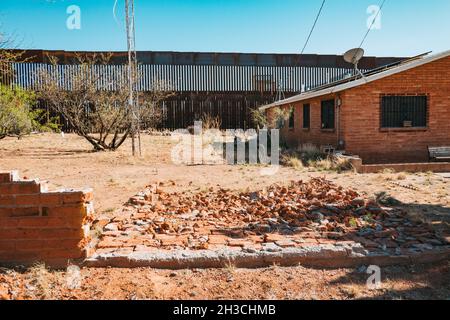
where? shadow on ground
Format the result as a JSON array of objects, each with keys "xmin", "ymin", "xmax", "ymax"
[
  {"xmin": 0, "ymin": 148, "xmax": 96, "ymax": 159},
  {"xmin": 328, "ymin": 261, "xmax": 450, "ymax": 300}
]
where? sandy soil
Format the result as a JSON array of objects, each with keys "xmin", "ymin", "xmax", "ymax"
[
  {"xmin": 0, "ymin": 133, "xmax": 449, "ymax": 300},
  {"xmin": 1, "ymin": 133, "xmax": 448, "ymax": 220},
  {"xmin": 1, "ymin": 262, "xmax": 449, "ymax": 300}
]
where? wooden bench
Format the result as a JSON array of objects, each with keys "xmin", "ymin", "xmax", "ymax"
[{"xmin": 428, "ymin": 146, "xmax": 450, "ymax": 162}]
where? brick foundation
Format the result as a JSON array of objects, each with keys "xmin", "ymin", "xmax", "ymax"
[
  {"xmin": 348, "ymin": 157, "xmax": 450, "ymax": 173},
  {"xmin": 0, "ymin": 171, "xmax": 93, "ymax": 267}
]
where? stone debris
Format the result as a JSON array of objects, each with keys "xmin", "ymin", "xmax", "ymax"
[
  {"xmin": 0, "ymin": 281, "xmax": 11, "ymax": 300},
  {"xmin": 94, "ymin": 178, "xmax": 449, "ymax": 257}
]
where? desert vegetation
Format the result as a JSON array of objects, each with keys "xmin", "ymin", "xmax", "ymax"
[
  {"xmin": 0, "ymin": 33, "xmax": 57, "ymax": 140},
  {"xmin": 38, "ymin": 53, "xmax": 171, "ymax": 151},
  {"xmin": 0, "ymin": 30, "xmax": 23, "ymax": 83},
  {"xmin": 250, "ymin": 108, "xmax": 268, "ymax": 129},
  {"xmin": 281, "ymin": 143, "xmax": 354, "ymax": 172},
  {"xmin": 0, "ymin": 85, "xmax": 58, "ymax": 139}
]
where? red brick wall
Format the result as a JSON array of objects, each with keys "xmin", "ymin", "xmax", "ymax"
[
  {"xmin": 341, "ymin": 56, "xmax": 450, "ymax": 163},
  {"xmin": 267, "ymin": 55, "xmax": 450, "ymax": 164},
  {"xmin": 267, "ymin": 93, "xmax": 338, "ymax": 149},
  {"xmin": 0, "ymin": 171, "xmax": 93, "ymax": 267}
]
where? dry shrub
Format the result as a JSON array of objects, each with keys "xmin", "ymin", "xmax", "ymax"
[
  {"xmin": 281, "ymin": 154, "xmax": 304, "ymax": 170},
  {"xmin": 26, "ymin": 263, "xmax": 55, "ymax": 300},
  {"xmin": 297, "ymin": 143, "xmax": 325, "ymax": 162},
  {"xmin": 201, "ymin": 113, "xmax": 222, "ymax": 130},
  {"xmin": 333, "ymin": 156, "xmax": 354, "ymax": 172},
  {"xmin": 250, "ymin": 108, "xmax": 268, "ymax": 129},
  {"xmin": 0, "ymin": 31, "xmax": 29, "ymax": 82},
  {"xmin": 282, "ymin": 143, "xmax": 353, "ymax": 172},
  {"xmin": 308, "ymin": 155, "xmax": 353, "ymax": 173},
  {"xmin": 397, "ymin": 173, "xmax": 407, "ymax": 180},
  {"xmin": 311, "ymin": 158, "xmax": 334, "ymax": 171},
  {"xmin": 271, "ymin": 107, "xmax": 290, "ymax": 129}
]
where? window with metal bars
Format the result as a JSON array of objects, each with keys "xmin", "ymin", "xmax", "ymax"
[
  {"xmin": 321, "ymin": 100, "xmax": 335, "ymax": 129},
  {"xmin": 303, "ymin": 104, "xmax": 310, "ymax": 129},
  {"xmin": 288, "ymin": 107, "xmax": 295, "ymax": 129},
  {"xmin": 381, "ymin": 95, "xmax": 428, "ymax": 128}
]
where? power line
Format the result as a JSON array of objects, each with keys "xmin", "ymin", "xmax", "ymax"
[
  {"xmin": 125, "ymin": 0, "xmax": 140, "ymax": 156},
  {"xmin": 357, "ymin": 0, "xmax": 387, "ymax": 50},
  {"xmin": 112, "ymin": 0, "xmax": 122, "ymax": 28},
  {"xmin": 300, "ymin": 0, "xmax": 326, "ymax": 55}
]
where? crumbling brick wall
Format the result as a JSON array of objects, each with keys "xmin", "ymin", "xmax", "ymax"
[{"xmin": 0, "ymin": 171, "xmax": 93, "ymax": 267}]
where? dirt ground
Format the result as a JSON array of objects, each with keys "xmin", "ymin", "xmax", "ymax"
[
  {"xmin": 1, "ymin": 262, "xmax": 449, "ymax": 300},
  {"xmin": 1, "ymin": 133, "xmax": 449, "ymax": 300}
]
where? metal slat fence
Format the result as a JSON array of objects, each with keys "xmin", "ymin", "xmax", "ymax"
[
  {"xmin": 7, "ymin": 63, "xmax": 362, "ymax": 92},
  {"xmin": 3, "ymin": 63, "xmax": 364, "ymax": 130}
]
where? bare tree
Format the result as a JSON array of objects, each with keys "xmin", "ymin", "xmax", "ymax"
[
  {"xmin": 0, "ymin": 29, "xmax": 24, "ymax": 83},
  {"xmin": 39, "ymin": 53, "xmax": 170, "ymax": 151},
  {"xmin": 138, "ymin": 80, "xmax": 172, "ymax": 129}
]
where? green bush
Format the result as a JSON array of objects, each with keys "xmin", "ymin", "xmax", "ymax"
[
  {"xmin": 30, "ymin": 108, "xmax": 61, "ymax": 133},
  {"xmin": 0, "ymin": 85, "xmax": 58, "ymax": 139}
]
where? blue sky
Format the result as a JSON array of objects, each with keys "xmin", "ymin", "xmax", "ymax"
[{"xmin": 0, "ymin": 0, "xmax": 449, "ymax": 56}]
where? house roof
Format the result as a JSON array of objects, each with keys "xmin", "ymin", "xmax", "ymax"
[{"xmin": 259, "ymin": 50, "xmax": 450, "ymax": 111}]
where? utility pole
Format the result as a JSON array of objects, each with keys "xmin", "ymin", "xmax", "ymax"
[{"xmin": 125, "ymin": 0, "xmax": 140, "ymax": 156}]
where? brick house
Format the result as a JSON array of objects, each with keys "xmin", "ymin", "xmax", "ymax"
[{"xmin": 260, "ymin": 50, "xmax": 450, "ymax": 164}]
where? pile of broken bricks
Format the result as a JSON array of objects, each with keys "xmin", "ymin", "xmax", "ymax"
[{"xmin": 92, "ymin": 178, "xmax": 449, "ymax": 260}]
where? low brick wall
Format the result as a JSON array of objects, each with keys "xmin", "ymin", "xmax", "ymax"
[
  {"xmin": 0, "ymin": 171, "xmax": 93, "ymax": 267},
  {"xmin": 348, "ymin": 158, "xmax": 450, "ymax": 173}
]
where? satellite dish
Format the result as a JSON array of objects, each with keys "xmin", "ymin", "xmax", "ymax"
[
  {"xmin": 343, "ymin": 48, "xmax": 365, "ymax": 78},
  {"xmin": 344, "ymin": 48, "xmax": 365, "ymax": 65}
]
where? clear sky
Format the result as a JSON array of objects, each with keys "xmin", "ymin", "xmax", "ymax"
[{"xmin": 0, "ymin": 0, "xmax": 449, "ymax": 57}]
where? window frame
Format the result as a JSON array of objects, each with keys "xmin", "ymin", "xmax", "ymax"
[
  {"xmin": 380, "ymin": 94, "xmax": 429, "ymax": 130},
  {"xmin": 321, "ymin": 99, "xmax": 335, "ymax": 130},
  {"xmin": 303, "ymin": 103, "xmax": 310, "ymax": 129},
  {"xmin": 288, "ymin": 106, "xmax": 295, "ymax": 129}
]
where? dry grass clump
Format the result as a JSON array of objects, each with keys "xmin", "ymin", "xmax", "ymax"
[
  {"xmin": 201, "ymin": 114, "xmax": 222, "ymax": 130},
  {"xmin": 310, "ymin": 158, "xmax": 333, "ymax": 171},
  {"xmin": 281, "ymin": 154, "xmax": 304, "ymax": 170},
  {"xmin": 282, "ymin": 144, "xmax": 353, "ymax": 173},
  {"xmin": 309, "ymin": 156, "xmax": 353, "ymax": 173},
  {"xmin": 397, "ymin": 172, "xmax": 407, "ymax": 180},
  {"xmin": 25, "ymin": 263, "xmax": 56, "ymax": 300},
  {"xmin": 298, "ymin": 143, "xmax": 325, "ymax": 162},
  {"xmin": 250, "ymin": 108, "xmax": 268, "ymax": 129},
  {"xmin": 271, "ymin": 107, "xmax": 290, "ymax": 128},
  {"xmin": 333, "ymin": 156, "xmax": 354, "ymax": 172}
]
